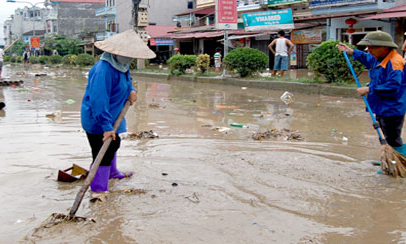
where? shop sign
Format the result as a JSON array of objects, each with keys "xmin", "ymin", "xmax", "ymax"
[
  {"xmin": 291, "ymin": 29, "xmax": 323, "ymax": 44},
  {"xmin": 268, "ymin": 0, "xmax": 305, "ymax": 6},
  {"xmin": 30, "ymin": 37, "xmax": 40, "ymax": 49},
  {"xmin": 216, "ymin": 0, "xmax": 238, "ymax": 30},
  {"xmin": 197, "ymin": 0, "xmax": 215, "ymax": 8},
  {"xmin": 309, "ymin": 0, "xmax": 375, "ymax": 9},
  {"xmin": 242, "ymin": 9, "xmax": 294, "ymax": 32},
  {"xmin": 150, "ymin": 38, "xmax": 174, "ymax": 46}
]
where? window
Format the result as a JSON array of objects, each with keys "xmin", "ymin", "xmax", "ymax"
[{"xmin": 188, "ymin": 1, "xmax": 193, "ymax": 9}]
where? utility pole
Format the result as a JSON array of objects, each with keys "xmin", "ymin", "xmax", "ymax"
[{"xmin": 132, "ymin": 0, "xmax": 148, "ymax": 70}]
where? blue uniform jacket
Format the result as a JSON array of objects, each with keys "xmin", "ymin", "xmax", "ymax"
[
  {"xmin": 353, "ymin": 49, "xmax": 406, "ymax": 116},
  {"xmin": 81, "ymin": 60, "xmax": 133, "ymax": 134}
]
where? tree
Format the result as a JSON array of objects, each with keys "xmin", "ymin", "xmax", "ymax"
[
  {"xmin": 6, "ymin": 39, "xmax": 27, "ymax": 56},
  {"xmin": 42, "ymin": 34, "xmax": 83, "ymax": 56},
  {"xmin": 306, "ymin": 40, "xmax": 364, "ymax": 83}
]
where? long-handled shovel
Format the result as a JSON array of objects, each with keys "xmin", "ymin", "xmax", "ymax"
[
  {"xmin": 46, "ymin": 101, "xmax": 131, "ymax": 223},
  {"xmin": 343, "ymin": 51, "xmax": 406, "ymax": 177},
  {"xmin": 30, "ymin": 101, "xmax": 132, "ymax": 234},
  {"xmin": 68, "ymin": 100, "xmax": 131, "ymax": 219}
]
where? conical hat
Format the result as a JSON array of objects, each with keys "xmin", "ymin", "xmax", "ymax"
[{"xmin": 95, "ymin": 29, "xmax": 156, "ymax": 59}]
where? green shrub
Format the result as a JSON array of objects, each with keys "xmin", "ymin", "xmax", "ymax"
[
  {"xmin": 196, "ymin": 54, "xmax": 210, "ymax": 74},
  {"xmin": 69, "ymin": 55, "xmax": 77, "ymax": 65},
  {"xmin": 10, "ymin": 56, "xmax": 17, "ymax": 63},
  {"xmin": 49, "ymin": 54, "xmax": 62, "ymax": 64},
  {"xmin": 15, "ymin": 56, "xmax": 23, "ymax": 63},
  {"xmin": 3, "ymin": 56, "xmax": 10, "ymax": 62},
  {"xmin": 75, "ymin": 53, "xmax": 95, "ymax": 66},
  {"xmin": 223, "ymin": 47, "xmax": 268, "ymax": 77},
  {"xmin": 38, "ymin": 55, "xmax": 50, "ymax": 64},
  {"xmin": 130, "ymin": 59, "xmax": 137, "ymax": 70},
  {"xmin": 29, "ymin": 56, "xmax": 39, "ymax": 64},
  {"xmin": 166, "ymin": 54, "xmax": 197, "ymax": 75},
  {"xmin": 61, "ymin": 54, "xmax": 73, "ymax": 65},
  {"xmin": 306, "ymin": 40, "xmax": 364, "ymax": 83}
]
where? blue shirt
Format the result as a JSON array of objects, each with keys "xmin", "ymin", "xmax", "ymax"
[
  {"xmin": 81, "ymin": 60, "xmax": 133, "ymax": 134},
  {"xmin": 353, "ymin": 49, "xmax": 406, "ymax": 116}
]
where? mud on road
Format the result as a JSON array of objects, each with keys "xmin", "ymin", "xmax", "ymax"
[{"xmin": 1, "ymin": 64, "xmax": 406, "ymax": 244}]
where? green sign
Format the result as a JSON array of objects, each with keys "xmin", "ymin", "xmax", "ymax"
[{"xmin": 268, "ymin": 0, "xmax": 305, "ymax": 6}]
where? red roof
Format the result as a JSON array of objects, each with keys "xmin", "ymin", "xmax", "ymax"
[
  {"xmin": 361, "ymin": 4, "xmax": 406, "ymax": 20},
  {"xmin": 176, "ymin": 6, "xmax": 215, "ymax": 16},
  {"xmin": 145, "ymin": 25, "xmax": 177, "ymax": 39},
  {"xmin": 51, "ymin": 0, "xmax": 104, "ymax": 3}
]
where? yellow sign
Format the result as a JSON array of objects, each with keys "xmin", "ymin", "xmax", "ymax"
[
  {"xmin": 291, "ymin": 29, "xmax": 322, "ymax": 44},
  {"xmin": 30, "ymin": 37, "xmax": 40, "ymax": 49}
]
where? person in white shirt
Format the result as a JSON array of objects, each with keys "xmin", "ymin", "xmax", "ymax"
[
  {"xmin": 268, "ymin": 30, "xmax": 294, "ymax": 77},
  {"xmin": 0, "ymin": 48, "xmax": 4, "ymax": 80}
]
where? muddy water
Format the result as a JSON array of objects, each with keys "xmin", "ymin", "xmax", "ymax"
[{"xmin": 1, "ymin": 64, "xmax": 406, "ymax": 243}]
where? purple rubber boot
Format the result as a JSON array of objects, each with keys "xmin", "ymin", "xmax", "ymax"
[
  {"xmin": 90, "ymin": 166, "xmax": 110, "ymax": 193},
  {"xmin": 109, "ymin": 153, "xmax": 132, "ymax": 179}
]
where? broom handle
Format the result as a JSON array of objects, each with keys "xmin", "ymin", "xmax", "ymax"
[
  {"xmin": 69, "ymin": 100, "xmax": 131, "ymax": 218},
  {"xmin": 342, "ymin": 51, "xmax": 386, "ymax": 144}
]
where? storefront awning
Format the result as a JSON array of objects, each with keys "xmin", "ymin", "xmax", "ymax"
[
  {"xmin": 362, "ymin": 12, "xmax": 406, "ymax": 19},
  {"xmin": 175, "ymin": 6, "xmax": 215, "ymax": 16},
  {"xmin": 361, "ymin": 3, "xmax": 406, "ymax": 19}
]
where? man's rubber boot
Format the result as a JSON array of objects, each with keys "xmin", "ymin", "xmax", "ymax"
[
  {"xmin": 109, "ymin": 153, "xmax": 132, "ymax": 179},
  {"xmin": 90, "ymin": 166, "xmax": 110, "ymax": 193},
  {"xmin": 394, "ymin": 144, "xmax": 406, "ymax": 157}
]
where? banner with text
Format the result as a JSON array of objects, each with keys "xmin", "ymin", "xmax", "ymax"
[
  {"xmin": 268, "ymin": 0, "xmax": 305, "ymax": 6},
  {"xmin": 291, "ymin": 29, "xmax": 323, "ymax": 44},
  {"xmin": 150, "ymin": 38, "xmax": 174, "ymax": 46},
  {"xmin": 30, "ymin": 37, "xmax": 40, "ymax": 49},
  {"xmin": 215, "ymin": 0, "xmax": 237, "ymax": 30},
  {"xmin": 309, "ymin": 0, "xmax": 375, "ymax": 8},
  {"xmin": 242, "ymin": 9, "xmax": 294, "ymax": 32}
]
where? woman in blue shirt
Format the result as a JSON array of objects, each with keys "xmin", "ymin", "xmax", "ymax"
[{"xmin": 81, "ymin": 30, "xmax": 155, "ymax": 201}]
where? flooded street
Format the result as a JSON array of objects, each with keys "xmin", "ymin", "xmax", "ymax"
[{"xmin": 2, "ymin": 64, "xmax": 406, "ymax": 244}]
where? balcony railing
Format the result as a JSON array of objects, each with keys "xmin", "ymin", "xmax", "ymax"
[
  {"xmin": 95, "ymin": 6, "xmax": 116, "ymax": 17},
  {"xmin": 95, "ymin": 31, "xmax": 117, "ymax": 41}
]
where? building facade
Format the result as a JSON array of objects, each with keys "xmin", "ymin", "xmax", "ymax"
[{"xmin": 49, "ymin": 0, "xmax": 105, "ymax": 37}]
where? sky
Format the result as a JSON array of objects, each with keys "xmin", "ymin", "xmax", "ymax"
[{"xmin": 0, "ymin": 0, "xmax": 45, "ymax": 45}]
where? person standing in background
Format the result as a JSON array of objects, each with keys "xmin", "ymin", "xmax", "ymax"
[
  {"xmin": 214, "ymin": 47, "xmax": 222, "ymax": 73},
  {"xmin": 268, "ymin": 30, "xmax": 294, "ymax": 77},
  {"xmin": 0, "ymin": 47, "xmax": 4, "ymax": 80}
]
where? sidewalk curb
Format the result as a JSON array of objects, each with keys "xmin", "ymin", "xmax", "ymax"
[{"xmin": 133, "ymin": 72, "xmax": 359, "ymax": 98}]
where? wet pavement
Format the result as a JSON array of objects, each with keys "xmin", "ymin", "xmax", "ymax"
[{"xmin": 1, "ymin": 64, "xmax": 406, "ymax": 243}]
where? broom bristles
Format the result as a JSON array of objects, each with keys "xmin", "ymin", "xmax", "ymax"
[{"xmin": 380, "ymin": 144, "xmax": 406, "ymax": 178}]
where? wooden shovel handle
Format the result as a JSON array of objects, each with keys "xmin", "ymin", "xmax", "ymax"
[{"xmin": 69, "ymin": 101, "xmax": 131, "ymax": 218}]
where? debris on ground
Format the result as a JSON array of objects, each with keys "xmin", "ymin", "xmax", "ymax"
[
  {"xmin": 34, "ymin": 73, "xmax": 48, "ymax": 77},
  {"xmin": 148, "ymin": 103, "xmax": 161, "ymax": 108},
  {"xmin": 251, "ymin": 128, "xmax": 303, "ymax": 141},
  {"xmin": 46, "ymin": 110, "xmax": 62, "ymax": 119},
  {"xmin": 110, "ymin": 189, "xmax": 147, "ymax": 195},
  {"xmin": 216, "ymin": 105, "xmax": 240, "ymax": 109},
  {"xmin": 280, "ymin": 91, "xmax": 294, "ymax": 105},
  {"xmin": 185, "ymin": 192, "xmax": 200, "ymax": 203},
  {"xmin": 0, "ymin": 80, "xmax": 24, "ymax": 86},
  {"xmin": 127, "ymin": 130, "xmax": 159, "ymax": 139},
  {"xmin": 202, "ymin": 124, "xmax": 230, "ymax": 133},
  {"xmin": 65, "ymin": 99, "xmax": 75, "ymax": 104}
]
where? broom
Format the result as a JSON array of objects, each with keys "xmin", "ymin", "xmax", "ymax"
[{"xmin": 343, "ymin": 51, "xmax": 406, "ymax": 177}]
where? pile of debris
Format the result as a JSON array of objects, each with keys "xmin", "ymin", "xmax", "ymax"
[
  {"xmin": 127, "ymin": 130, "xmax": 159, "ymax": 140},
  {"xmin": 251, "ymin": 128, "xmax": 303, "ymax": 141},
  {"xmin": 0, "ymin": 80, "xmax": 24, "ymax": 86}
]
